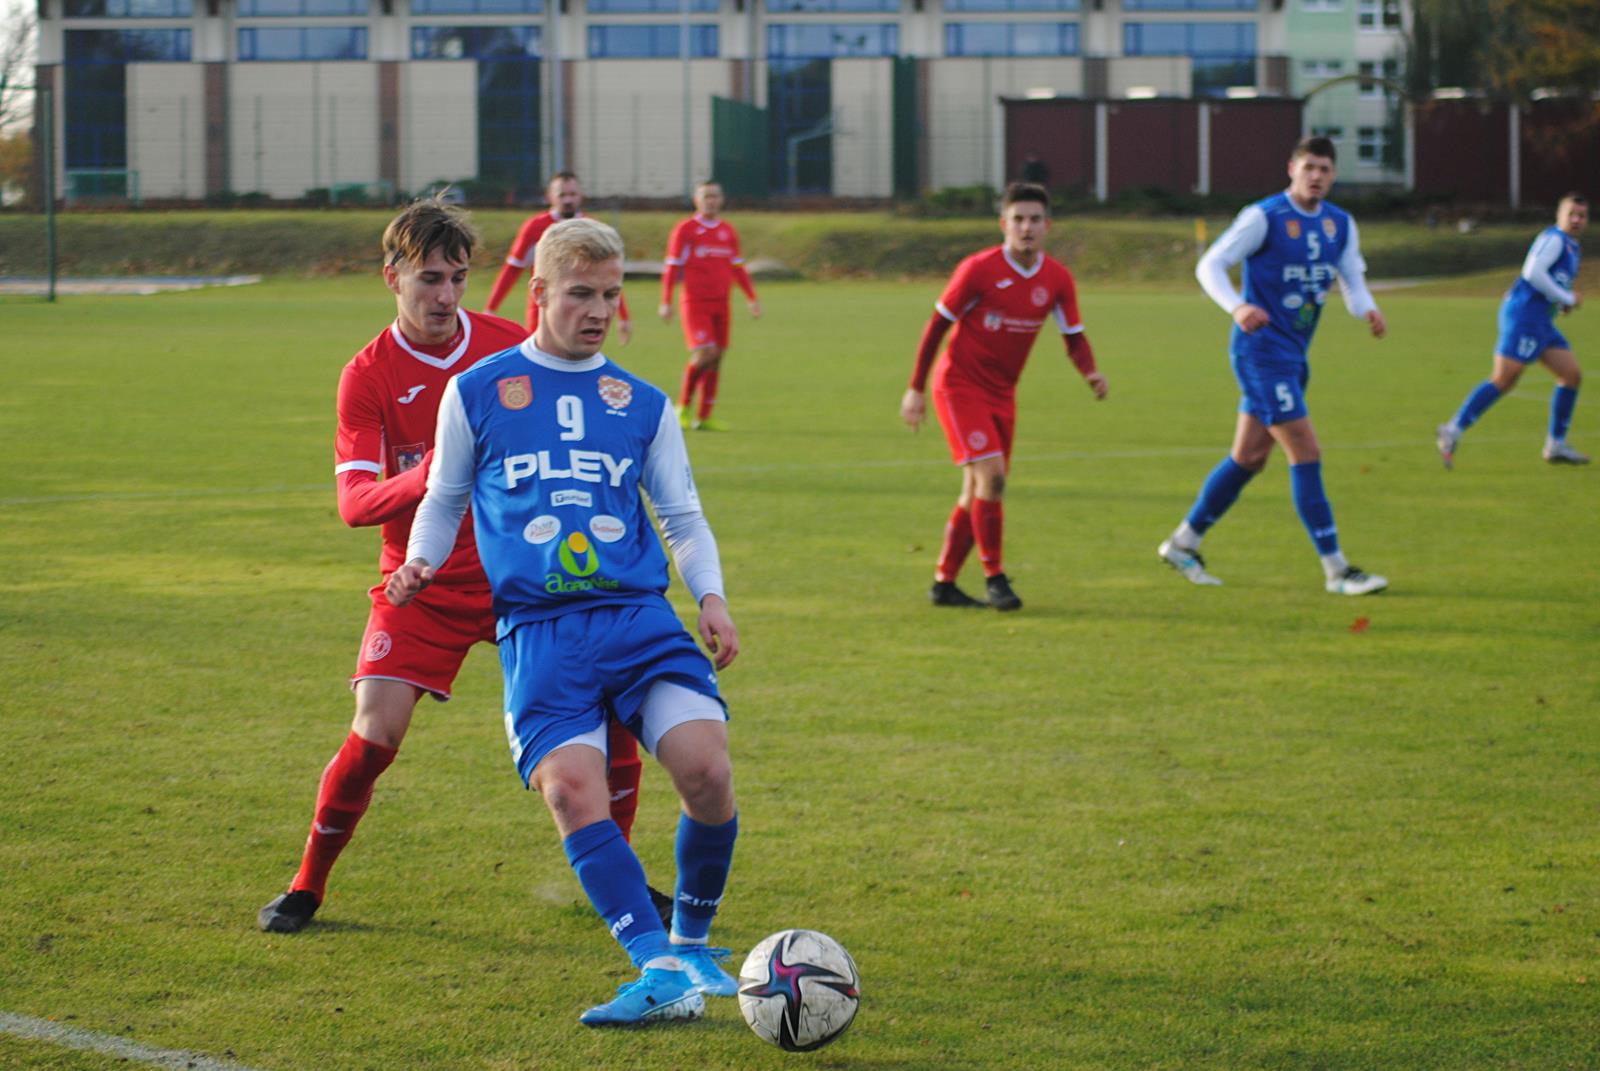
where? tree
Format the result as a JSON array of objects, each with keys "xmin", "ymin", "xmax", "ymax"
[
  {"xmin": 0, "ymin": 0, "xmax": 37, "ymax": 135},
  {"xmin": 1406, "ymin": 0, "xmax": 1600, "ymax": 101},
  {"xmin": 0, "ymin": 129, "xmax": 30, "ymax": 198}
]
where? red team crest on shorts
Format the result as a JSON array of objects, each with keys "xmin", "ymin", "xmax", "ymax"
[
  {"xmin": 597, "ymin": 375, "xmax": 632, "ymax": 411},
  {"xmin": 498, "ymin": 375, "xmax": 533, "ymax": 410},
  {"xmin": 365, "ymin": 630, "xmax": 393, "ymax": 662}
]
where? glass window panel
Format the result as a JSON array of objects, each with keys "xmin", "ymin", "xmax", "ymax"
[
  {"xmin": 766, "ymin": 22, "xmax": 898, "ymax": 56},
  {"xmin": 766, "ymin": 0, "xmax": 897, "ymax": 12},
  {"xmin": 64, "ymin": 0, "xmax": 195, "ymax": 16},
  {"xmin": 588, "ymin": 0, "xmax": 717, "ymax": 10},
  {"xmin": 412, "ymin": 25, "xmax": 540, "ymax": 57},
  {"xmin": 586, "ymin": 23, "xmax": 718, "ymax": 56},
  {"xmin": 238, "ymin": 25, "xmax": 367, "ymax": 59},
  {"xmin": 65, "ymin": 28, "xmax": 192, "ymax": 61},
  {"xmin": 410, "ymin": 0, "xmax": 544, "ymax": 13}
]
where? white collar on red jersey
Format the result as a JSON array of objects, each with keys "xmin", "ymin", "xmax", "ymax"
[
  {"xmin": 547, "ymin": 208, "xmax": 585, "ymax": 223},
  {"xmin": 1002, "ymin": 248, "xmax": 1045, "ymax": 279},
  {"xmin": 693, "ymin": 214, "xmax": 721, "ymax": 229},
  {"xmin": 519, "ymin": 336, "xmax": 606, "ymax": 373},
  {"xmin": 389, "ymin": 309, "xmax": 473, "ymax": 369}
]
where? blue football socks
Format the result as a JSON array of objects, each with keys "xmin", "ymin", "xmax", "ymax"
[
  {"xmin": 1290, "ymin": 461, "xmax": 1340, "ymax": 556},
  {"xmin": 1184, "ymin": 456, "xmax": 1257, "ymax": 535},
  {"xmin": 1452, "ymin": 381, "xmax": 1502, "ymax": 431},
  {"xmin": 564, "ymin": 819, "xmax": 672, "ymax": 967},
  {"xmin": 1551, "ymin": 385, "xmax": 1579, "ymax": 441},
  {"xmin": 671, "ymin": 813, "xmax": 738, "ymax": 942}
]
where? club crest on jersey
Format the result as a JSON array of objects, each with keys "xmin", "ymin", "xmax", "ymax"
[
  {"xmin": 1322, "ymin": 217, "xmax": 1337, "ymax": 239},
  {"xmin": 498, "ymin": 375, "xmax": 533, "ymax": 410},
  {"xmin": 1285, "ymin": 219, "xmax": 1302, "ymax": 240},
  {"xmin": 393, "ymin": 442, "xmax": 425, "ymax": 473},
  {"xmin": 364, "ymin": 630, "xmax": 392, "ymax": 662},
  {"xmin": 1031, "ymin": 286, "xmax": 1050, "ymax": 307},
  {"xmin": 983, "ymin": 312, "xmax": 1003, "ymax": 332},
  {"xmin": 597, "ymin": 375, "xmax": 632, "ymax": 412}
]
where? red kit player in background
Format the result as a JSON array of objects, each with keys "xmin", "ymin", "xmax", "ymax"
[
  {"xmin": 259, "ymin": 200, "xmax": 657, "ymax": 934},
  {"xmin": 658, "ymin": 180, "xmax": 761, "ymax": 431},
  {"xmin": 900, "ymin": 182, "xmax": 1108, "ymax": 612},
  {"xmin": 484, "ymin": 171, "xmax": 633, "ymax": 344}
]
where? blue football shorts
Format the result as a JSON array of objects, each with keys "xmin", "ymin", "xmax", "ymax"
[
  {"xmin": 1231, "ymin": 351, "xmax": 1310, "ymax": 426},
  {"xmin": 1496, "ymin": 307, "xmax": 1569, "ymax": 363},
  {"xmin": 498, "ymin": 599, "xmax": 725, "ymax": 786}
]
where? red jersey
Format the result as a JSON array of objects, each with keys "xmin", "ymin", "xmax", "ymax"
[
  {"xmin": 662, "ymin": 214, "xmax": 756, "ymax": 306},
  {"xmin": 933, "ymin": 247, "xmax": 1083, "ymax": 398},
  {"xmin": 334, "ymin": 309, "xmax": 527, "ymax": 587},
  {"xmin": 485, "ymin": 209, "xmax": 629, "ymax": 329}
]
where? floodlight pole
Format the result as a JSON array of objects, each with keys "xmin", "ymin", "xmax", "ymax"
[{"xmin": 42, "ymin": 85, "xmax": 57, "ymax": 303}]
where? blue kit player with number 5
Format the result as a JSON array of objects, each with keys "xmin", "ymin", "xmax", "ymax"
[
  {"xmin": 1156, "ymin": 135, "xmax": 1390, "ymax": 596},
  {"xmin": 1436, "ymin": 193, "xmax": 1589, "ymax": 468},
  {"xmin": 387, "ymin": 217, "xmax": 743, "ymax": 1028}
]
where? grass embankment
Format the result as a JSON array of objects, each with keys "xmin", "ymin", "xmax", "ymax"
[{"xmin": 0, "ymin": 208, "xmax": 1548, "ymax": 284}]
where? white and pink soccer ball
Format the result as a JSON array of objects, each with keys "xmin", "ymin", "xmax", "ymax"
[{"xmin": 737, "ymin": 929, "xmax": 860, "ymax": 1052}]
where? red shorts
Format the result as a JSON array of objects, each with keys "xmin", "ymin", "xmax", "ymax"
[
  {"xmin": 353, "ymin": 582, "xmax": 496, "ymax": 701},
  {"xmin": 681, "ymin": 301, "xmax": 729, "ymax": 351},
  {"xmin": 932, "ymin": 388, "xmax": 1015, "ymax": 466}
]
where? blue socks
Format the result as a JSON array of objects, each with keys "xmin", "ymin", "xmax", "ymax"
[
  {"xmin": 1184, "ymin": 456, "xmax": 1258, "ymax": 534},
  {"xmin": 1452, "ymin": 381, "xmax": 1502, "ymax": 431},
  {"xmin": 672, "ymin": 813, "xmax": 738, "ymax": 941},
  {"xmin": 1290, "ymin": 461, "xmax": 1339, "ymax": 555},
  {"xmin": 1551, "ymin": 385, "xmax": 1579, "ymax": 441},
  {"xmin": 564, "ymin": 819, "xmax": 671, "ymax": 968}
]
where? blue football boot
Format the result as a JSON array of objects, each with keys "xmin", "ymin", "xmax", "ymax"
[
  {"xmin": 579, "ymin": 967, "xmax": 704, "ymax": 1027},
  {"xmin": 675, "ymin": 945, "xmax": 739, "ymax": 997}
]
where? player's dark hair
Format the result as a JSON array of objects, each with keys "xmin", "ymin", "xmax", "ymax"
[
  {"xmin": 1001, "ymin": 182, "xmax": 1050, "ymax": 212},
  {"xmin": 548, "ymin": 170, "xmax": 580, "ymax": 186},
  {"xmin": 1558, "ymin": 191, "xmax": 1588, "ymax": 208},
  {"xmin": 1291, "ymin": 135, "xmax": 1337, "ymax": 164},
  {"xmin": 695, "ymin": 179, "xmax": 723, "ymax": 193},
  {"xmin": 383, "ymin": 197, "xmax": 477, "ymax": 269}
]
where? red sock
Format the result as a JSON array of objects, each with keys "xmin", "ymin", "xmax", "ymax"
[
  {"xmin": 971, "ymin": 498, "xmax": 1005, "ymax": 577},
  {"xmin": 605, "ymin": 719, "xmax": 643, "ymax": 842},
  {"xmin": 697, "ymin": 368, "xmax": 719, "ymax": 421},
  {"xmin": 678, "ymin": 361, "xmax": 703, "ymax": 408},
  {"xmin": 290, "ymin": 731, "xmax": 397, "ymax": 902},
  {"xmin": 935, "ymin": 504, "xmax": 975, "ymax": 582}
]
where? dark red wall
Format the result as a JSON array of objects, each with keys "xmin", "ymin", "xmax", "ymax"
[
  {"xmin": 1005, "ymin": 99, "xmax": 1095, "ymax": 196},
  {"xmin": 1208, "ymin": 99, "xmax": 1305, "ymax": 197},
  {"xmin": 1412, "ymin": 100, "xmax": 1510, "ymax": 203},
  {"xmin": 1105, "ymin": 100, "xmax": 1198, "ymax": 196}
]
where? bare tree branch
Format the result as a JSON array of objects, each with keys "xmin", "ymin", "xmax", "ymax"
[{"xmin": 0, "ymin": 0, "xmax": 38, "ymax": 134}]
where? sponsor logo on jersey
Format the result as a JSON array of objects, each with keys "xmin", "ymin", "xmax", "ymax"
[
  {"xmin": 503, "ymin": 450, "xmax": 635, "ymax": 489},
  {"xmin": 1282, "ymin": 293, "xmax": 1304, "ymax": 310},
  {"xmin": 1031, "ymin": 286, "xmax": 1050, "ymax": 307},
  {"xmin": 393, "ymin": 443, "xmax": 426, "ymax": 473},
  {"xmin": 996, "ymin": 278, "xmax": 1014, "ymax": 289},
  {"xmin": 1322, "ymin": 217, "xmax": 1337, "ymax": 239},
  {"xmin": 1281, "ymin": 263, "xmax": 1338, "ymax": 286},
  {"xmin": 558, "ymin": 531, "xmax": 600, "ymax": 577},
  {"xmin": 1286, "ymin": 219, "xmax": 1302, "ymax": 240},
  {"xmin": 397, "ymin": 384, "xmax": 426, "ymax": 405},
  {"xmin": 523, "ymin": 515, "xmax": 561, "ymax": 544},
  {"xmin": 551, "ymin": 489, "xmax": 592, "ymax": 508},
  {"xmin": 983, "ymin": 312, "xmax": 1003, "ymax": 332},
  {"xmin": 589, "ymin": 514, "xmax": 626, "ymax": 543},
  {"xmin": 597, "ymin": 375, "xmax": 633, "ymax": 411},
  {"xmin": 365, "ymin": 630, "xmax": 392, "ymax": 662},
  {"xmin": 967, "ymin": 430, "xmax": 990, "ymax": 450},
  {"xmin": 498, "ymin": 375, "xmax": 532, "ymax": 410}
]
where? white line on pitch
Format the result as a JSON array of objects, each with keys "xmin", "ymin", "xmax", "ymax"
[{"xmin": 0, "ymin": 1011, "xmax": 268, "ymax": 1071}]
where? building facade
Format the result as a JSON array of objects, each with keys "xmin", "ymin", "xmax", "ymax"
[{"xmin": 32, "ymin": 0, "xmax": 1410, "ymax": 203}]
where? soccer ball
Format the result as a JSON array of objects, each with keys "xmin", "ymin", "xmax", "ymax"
[{"xmin": 737, "ymin": 929, "xmax": 860, "ymax": 1051}]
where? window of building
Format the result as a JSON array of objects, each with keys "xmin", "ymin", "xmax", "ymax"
[
  {"xmin": 412, "ymin": 24, "xmax": 540, "ymax": 57},
  {"xmin": 237, "ymin": 26, "xmax": 367, "ymax": 59},
  {"xmin": 410, "ymin": 0, "xmax": 544, "ymax": 14},
  {"xmin": 238, "ymin": 0, "xmax": 369, "ymax": 15},
  {"xmin": 1357, "ymin": 58, "xmax": 1400, "ymax": 97},
  {"xmin": 1300, "ymin": 58, "xmax": 1342, "ymax": 80},
  {"xmin": 1357, "ymin": 0, "xmax": 1401, "ymax": 30},
  {"xmin": 1357, "ymin": 124, "xmax": 1388, "ymax": 162},
  {"xmin": 1300, "ymin": 0, "xmax": 1341, "ymax": 9},
  {"xmin": 586, "ymin": 23, "xmax": 719, "ymax": 57},
  {"xmin": 1310, "ymin": 124, "xmax": 1344, "ymax": 145},
  {"xmin": 945, "ymin": 0, "xmax": 1077, "ymax": 10},
  {"xmin": 1122, "ymin": 0, "xmax": 1255, "ymax": 10},
  {"xmin": 1123, "ymin": 21, "xmax": 1253, "ymax": 55},
  {"xmin": 766, "ymin": 22, "xmax": 899, "ymax": 56},
  {"xmin": 63, "ymin": 0, "xmax": 194, "ymax": 15},
  {"xmin": 766, "ymin": 0, "xmax": 898, "ymax": 12},
  {"xmin": 65, "ymin": 27, "xmax": 192, "ymax": 60},
  {"xmin": 587, "ymin": 0, "xmax": 718, "ymax": 11},
  {"xmin": 945, "ymin": 21, "xmax": 1078, "ymax": 56}
]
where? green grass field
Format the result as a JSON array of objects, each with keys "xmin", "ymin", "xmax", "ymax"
[{"xmin": 2, "ymin": 272, "xmax": 1596, "ymax": 1071}]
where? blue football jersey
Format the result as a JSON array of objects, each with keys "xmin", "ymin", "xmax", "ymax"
[
  {"xmin": 450, "ymin": 345, "xmax": 691, "ymax": 635},
  {"xmin": 1234, "ymin": 192, "xmax": 1355, "ymax": 363},
  {"xmin": 1502, "ymin": 225, "xmax": 1581, "ymax": 324}
]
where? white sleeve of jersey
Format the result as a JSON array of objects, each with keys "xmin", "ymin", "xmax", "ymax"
[
  {"xmin": 1335, "ymin": 217, "xmax": 1379, "ymax": 319},
  {"xmin": 1196, "ymin": 205, "xmax": 1266, "ymax": 314},
  {"xmin": 405, "ymin": 377, "xmax": 474, "ymax": 570},
  {"xmin": 642, "ymin": 404, "xmax": 726, "ymax": 605},
  {"xmin": 1522, "ymin": 232, "xmax": 1577, "ymax": 307}
]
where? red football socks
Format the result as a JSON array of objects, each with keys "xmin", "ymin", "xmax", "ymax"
[
  {"xmin": 290, "ymin": 731, "xmax": 398, "ymax": 902},
  {"xmin": 972, "ymin": 498, "xmax": 1005, "ymax": 577},
  {"xmin": 678, "ymin": 362, "xmax": 704, "ymax": 408},
  {"xmin": 605, "ymin": 719, "xmax": 644, "ymax": 842},
  {"xmin": 935, "ymin": 504, "xmax": 975, "ymax": 582},
  {"xmin": 697, "ymin": 369, "xmax": 719, "ymax": 421}
]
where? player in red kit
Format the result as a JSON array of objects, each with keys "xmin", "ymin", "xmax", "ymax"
[
  {"xmin": 484, "ymin": 171, "xmax": 633, "ymax": 343},
  {"xmin": 259, "ymin": 200, "xmax": 657, "ymax": 933},
  {"xmin": 900, "ymin": 182, "xmax": 1108, "ymax": 612},
  {"xmin": 658, "ymin": 180, "xmax": 761, "ymax": 431}
]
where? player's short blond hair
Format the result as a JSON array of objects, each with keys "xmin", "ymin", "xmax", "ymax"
[
  {"xmin": 535, "ymin": 217, "xmax": 625, "ymax": 283},
  {"xmin": 382, "ymin": 197, "xmax": 477, "ymax": 269}
]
